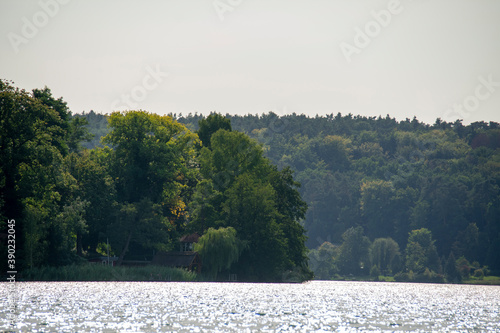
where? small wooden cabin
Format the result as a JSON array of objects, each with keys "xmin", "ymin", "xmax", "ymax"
[{"xmin": 151, "ymin": 233, "xmax": 202, "ymax": 273}]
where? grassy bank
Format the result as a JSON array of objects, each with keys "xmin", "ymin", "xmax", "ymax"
[
  {"xmin": 21, "ymin": 264, "xmax": 197, "ymax": 282},
  {"xmin": 18, "ymin": 265, "xmax": 311, "ymax": 283},
  {"xmin": 463, "ymin": 275, "xmax": 500, "ymax": 285},
  {"xmin": 313, "ymin": 275, "xmax": 500, "ymax": 285}
]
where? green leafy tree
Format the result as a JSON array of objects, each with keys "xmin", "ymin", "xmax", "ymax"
[
  {"xmin": 313, "ymin": 135, "xmax": 351, "ymax": 171},
  {"xmin": 194, "ymin": 226, "xmax": 245, "ymax": 279},
  {"xmin": 337, "ymin": 226, "xmax": 371, "ymax": 275},
  {"xmin": 64, "ymin": 148, "xmax": 117, "ymax": 254},
  {"xmin": 111, "ymin": 199, "xmax": 174, "ymax": 265},
  {"xmin": 223, "ymin": 173, "xmax": 286, "ymax": 281},
  {"xmin": 452, "ymin": 223, "xmax": 479, "ymax": 263},
  {"xmin": 32, "ymin": 86, "xmax": 92, "ymax": 154},
  {"xmin": 104, "ymin": 111, "xmax": 198, "ymax": 204},
  {"xmin": 193, "ymin": 126, "xmax": 311, "ymax": 281},
  {"xmin": 405, "ymin": 241, "xmax": 426, "ymax": 274},
  {"xmin": 197, "ymin": 112, "xmax": 232, "ymax": 149},
  {"xmin": 308, "ymin": 241, "xmax": 338, "ymax": 280},
  {"xmin": 456, "ymin": 256, "xmax": 472, "ymax": 280},
  {"xmin": 269, "ymin": 166, "xmax": 309, "ymax": 271},
  {"xmin": 198, "ymin": 129, "xmax": 265, "ymax": 192},
  {"xmin": 0, "ymin": 80, "xmax": 78, "ymax": 269},
  {"xmin": 360, "ymin": 180, "xmax": 395, "ymax": 238},
  {"xmin": 79, "ymin": 110, "xmax": 110, "ymax": 149},
  {"xmin": 186, "ymin": 179, "xmax": 224, "ymax": 233},
  {"xmin": 53, "ymin": 197, "xmax": 89, "ymax": 261},
  {"xmin": 444, "ymin": 252, "xmax": 461, "ymax": 283},
  {"xmin": 1, "ymin": 80, "xmax": 66, "ymax": 221},
  {"xmin": 405, "ymin": 228, "xmax": 440, "ymax": 274},
  {"xmin": 67, "ymin": 115, "xmax": 93, "ymax": 153},
  {"xmin": 370, "ymin": 265, "xmax": 381, "ymax": 279},
  {"xmin": 23, "ymin": 198, "xmax": 50, "ymax": 268},
  {"xmin": 370, "ymin": 237, "xmax": 401, "ymax": 275},
  {"xmin": 103, "ymin": 111, "xmax": 199, "ymax": 262}
]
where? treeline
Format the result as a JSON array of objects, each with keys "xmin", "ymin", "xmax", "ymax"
[
  {"xmin": 179, "ymin": 112, "xmax": 500, "ymax": 281},
  {"xmin": 0, "ymin": 81, "xmax": 311, "ymax": 282},
  {"xmin": 4, "ymin": 77, "xmax": 499, "ymax": 282},
  {"xmin": 81, "ymin": 110, "xmax": 500, "ymax": 280}
]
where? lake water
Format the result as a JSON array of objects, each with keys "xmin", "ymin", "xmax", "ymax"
[{"xmin": 1, "ymin": 281, "xmax": 499, "ymax": 332}]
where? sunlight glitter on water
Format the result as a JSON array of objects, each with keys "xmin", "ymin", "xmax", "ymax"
[{"xmin": 1, "ymin": 281, "xmax": 499, "ymax": 332}]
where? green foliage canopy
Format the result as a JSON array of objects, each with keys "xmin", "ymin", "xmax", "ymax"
[{"xmin": 194, "ymin": 226, "xmax": 245, "ymax": 279}]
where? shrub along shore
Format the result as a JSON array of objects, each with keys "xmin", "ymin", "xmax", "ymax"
[
  {"xmin": 17, "ymin": 263, "xmax": 311, "ymax": 283},
  {"xmin": 20, "ymin": 264, "xmax": 197, "ymax": 282}
]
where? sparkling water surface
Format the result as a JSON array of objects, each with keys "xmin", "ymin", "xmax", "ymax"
[{"xmin": 1, "ymin": 281, "xmax": 499, "ymax": 332}]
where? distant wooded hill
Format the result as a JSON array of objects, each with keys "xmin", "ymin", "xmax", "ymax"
[{"xmin": 78, "ymin": 110, "xmax": 500, "ymax": 276}]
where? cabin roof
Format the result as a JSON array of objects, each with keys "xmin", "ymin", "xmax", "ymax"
[{"xmin": 179, "ymin": 233, "xmax": 200, "ymax": 243}]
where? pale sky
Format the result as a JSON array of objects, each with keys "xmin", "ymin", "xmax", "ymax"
[{"xmin": 1, "ymin": 0, "xmax": 499, "ymax": 125}]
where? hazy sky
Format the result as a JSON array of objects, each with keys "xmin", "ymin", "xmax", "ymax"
[{"xmin": 1, "ymin": 0, "xmax": 499, "ymax": 125}]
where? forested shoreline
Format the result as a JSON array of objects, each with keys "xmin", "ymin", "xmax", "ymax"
[
  {"xmin": 176, "ymin": 112, "xmax": 500, "ymax": 282},
  {"xmin": 82, "ymin": 108, "xmax": 500, "ymax": 283},
  {"xmin": 1, "ymin": 79, "xmax": 499, "ymax": 283},
  {"xmin": 0, "ymin": 80, "xmax": 311, "ymax": 282}
]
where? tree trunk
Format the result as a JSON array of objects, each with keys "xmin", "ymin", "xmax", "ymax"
[
  {"xmin": 117, "ymin": 231, "xmax": 132, "ymax": 266},
  {"xmin": 76, "ymin": 231, "xmax": 83, "ymax": 256}
]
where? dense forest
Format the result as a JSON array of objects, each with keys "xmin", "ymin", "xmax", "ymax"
[
  {"xmin": 0, "ymin": 80, "xmax": 311, "ymax": 282},
  {"xmin": 83, "ymin": 109, "xmax": 500, "ymax": 282},
  {"xmin": 176, "ymin": 112, "xmax": 500, "ymax": 282},
  {"xmin": 2, "ymin": 79, "xmax": 500, "ymax": 283}
]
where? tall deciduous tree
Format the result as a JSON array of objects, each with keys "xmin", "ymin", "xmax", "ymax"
[
  {"xmin": 405, "ymin": 228, "xmax": 440, "ymax": 274},
  {"xmin": 223, "ymin": 173, "xmax": 286, "ymax": 280},
  {"xmin": 197, "ymin": 112, "xmax": 232, "ymax": 149},
  {"xmin": 103, "ymin": 111, "xmax": 199, "ymax": 262},
  {"xmin": 0, "ymin": 80, "xmax": 82, "ymax": 269},
  {"xmin": 308, "ymin": 241, "xmax": 339, "ymax": 279},
  {"xmin": 191, "ymin": 119, "xmax": 311, "ymax": 281},
  {"xmin": 360, "ymin": 180, "xmax": 395, "ymax": 238},
  {"xmin": 64, "ymin": 148, "xmax": 117, "ymax": 254},
  {"xmin": 444, "ymin": 251, "xmax": 461, "ymax": 283},
  {"xmin": 337, "ymin": 226, "xmax": 371, "ymax": 275},
  {"xmin": 0, "ymin": 81, "xmax": 65, "ymax": 222}
]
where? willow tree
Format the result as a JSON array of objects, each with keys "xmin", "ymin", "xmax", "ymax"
[
  {"xmin": 370, "ymin": 237, "xmax": 401, "ymax": 275},
  {"xmin": 194, "ymin": 226, "xmax": 245, "ymax": 279}
]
